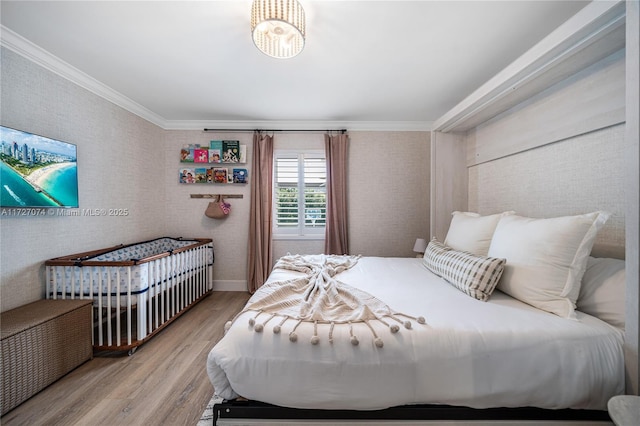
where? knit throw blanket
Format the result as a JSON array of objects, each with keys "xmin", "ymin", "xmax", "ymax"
[{"xmin": 225, "ymin": 254, "xmax": 426, "ymax": 347}]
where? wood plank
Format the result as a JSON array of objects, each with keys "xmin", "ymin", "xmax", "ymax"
[
  {"xmin": 466, "ymin": 49, "xmax": 624, "ymax": 167},
  {"xmin": 0, "ymin": 291, "xmax": 250, "ymax": 426}
]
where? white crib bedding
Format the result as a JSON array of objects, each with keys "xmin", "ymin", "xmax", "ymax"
[
  {"xmin": 207, "ymin": 256, "xmax": 624, "ymax": 412},
  {"xmin": 48, "ymin": 240, "xmax": 213, "ymax": 298},
  {"xmin": 90, "ymin": 237, "xmax": 198, "ymax": 262}
]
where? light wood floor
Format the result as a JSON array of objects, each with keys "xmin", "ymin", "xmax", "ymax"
[{"xmin": 1, "ymin": 291, "xmax": 250, "ymax": 426}]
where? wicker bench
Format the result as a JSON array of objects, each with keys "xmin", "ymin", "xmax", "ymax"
[{"xmin": 1, "ymin": 299, "xmax": 93, "ymax": 415}]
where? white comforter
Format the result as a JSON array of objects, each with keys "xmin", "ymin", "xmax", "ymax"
[{"xmin": 207, "ymin": 257, "xmax": 624, "ymax": 411}]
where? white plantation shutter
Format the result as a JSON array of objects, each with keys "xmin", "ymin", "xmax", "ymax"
[{"xmin": 274, "ymin": 151, "xmax": 326, "ymax": 236}]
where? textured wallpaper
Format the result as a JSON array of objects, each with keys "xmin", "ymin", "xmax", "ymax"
[
  {"xmin": 1, "ymin": 48, "xmax": 166, "ymax": 311},
  {"xmin": 348, "ymin": 131, "xmax": 430, "ymax": 257},
  {"xmin": 468, "ymin": 124, "xmax": 625, "ymax": 258}
]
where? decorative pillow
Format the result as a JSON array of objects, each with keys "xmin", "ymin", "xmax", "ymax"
[
  {"xmin": 444, "ymin": 211, "xmax": 515, "ymax": 256},
  {"xmin": 577, "ymin": 256, "xmax": 625, "ymax": 329},
  {"xmin": 488, "ymin": 211, "xmax": 610, "ymax": 319},
  {"xmin": 423, "ymin": 239, "xmax": 506, "ymax": 302}
]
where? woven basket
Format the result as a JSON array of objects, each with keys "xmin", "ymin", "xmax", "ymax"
[{"xmin": 1, "ymin": 299, "xmax": 93, "ymax": 415}]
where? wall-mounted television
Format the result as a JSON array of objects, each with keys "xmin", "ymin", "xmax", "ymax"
[{"xmin": 1, "ymin": 125, "xmax": 79, "ymax": 208}]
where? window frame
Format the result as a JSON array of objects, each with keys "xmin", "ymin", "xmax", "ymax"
[{"xmin": 272, "ymin": 149, "xmax": 327, "ymax": 240}]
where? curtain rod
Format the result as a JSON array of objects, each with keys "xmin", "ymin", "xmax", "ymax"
[{"xmin": 203, "ymin": 128, "xmax": 347, "ymax": 134}]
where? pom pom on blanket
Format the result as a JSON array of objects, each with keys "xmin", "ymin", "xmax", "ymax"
[{"xmin": 225, "ymin": 254, "xmax": 427, "ymax": 348}]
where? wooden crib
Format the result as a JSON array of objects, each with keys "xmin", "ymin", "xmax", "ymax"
[{"xmin": 45, "ymin": 237, "xmax": 213, "ymax": 354}]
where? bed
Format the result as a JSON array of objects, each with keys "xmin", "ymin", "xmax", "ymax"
[
  {"xmin": 207, "ymin": 211, "xmax": 626, "ymax": 423},
  {"xmin": 45, "ymin": 237, "xmax": 213, "ymax": 353}
]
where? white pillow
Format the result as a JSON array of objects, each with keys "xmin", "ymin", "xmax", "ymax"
[
  {"xmin": 488, "ymin": 211, "xmax": 610, "ymax": 319},
  {"xmin": 444, "ymin": 211, "xmax": 515, "ymax": 256},
  {"xmin": 577, "ymin": 256, "xmax": 625, "ymax": 329}
]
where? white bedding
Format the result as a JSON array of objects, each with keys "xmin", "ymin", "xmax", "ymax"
[{"xmin": 207, "ymin": 257, "xmax": 624, "ymax": 411}]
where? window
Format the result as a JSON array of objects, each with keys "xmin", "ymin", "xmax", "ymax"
[{"xmin": 273, "ymin": 150, "xmax": 326, "ymax": 238}]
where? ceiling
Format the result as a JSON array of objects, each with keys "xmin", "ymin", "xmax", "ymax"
[{"xmin": 0, "ymin": 1, "xmax": 590, "ymax": 130}]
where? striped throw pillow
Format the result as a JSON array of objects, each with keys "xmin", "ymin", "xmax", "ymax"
[{"xmin": 423, "ymin": 239, "xmax": 506, "ymax": 301}]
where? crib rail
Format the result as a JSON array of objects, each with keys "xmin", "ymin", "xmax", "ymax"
[
  {"xmin": 45, "ymin": 238, "xmax": 213, "ymax": 353},
  {"xmin": 45, "ymin": 237, "xmax": 212, "ymax": 266}
]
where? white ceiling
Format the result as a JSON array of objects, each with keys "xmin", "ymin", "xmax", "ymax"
[{"xmin": 0, "ymin": 1, "xmax": 590, "ymax": 130}]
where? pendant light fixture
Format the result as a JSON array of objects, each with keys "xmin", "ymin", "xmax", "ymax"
[{"xmin": 251, "ymin": 0, "xmax": 306, "ymax": 59}]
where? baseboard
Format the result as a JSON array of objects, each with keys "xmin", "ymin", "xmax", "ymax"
[{"xmin": 213, "ymin": 280, "xmax": 247, "ymax": 292}]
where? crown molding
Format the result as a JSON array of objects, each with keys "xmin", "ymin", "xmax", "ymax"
[
  {"xmin": 164, "ymin": 120, "xmax": 432, "ymax": 132},
  {"xmin": 1, "ymin": 25, "xmax": 432, "ymax": 133},
  {"xmin": 0, "ymin": 25, "xmax": 167, "ymax": 128},
  {"xmin": 432, "ymin": 0, "xmax": 625, "ymax": 133}
]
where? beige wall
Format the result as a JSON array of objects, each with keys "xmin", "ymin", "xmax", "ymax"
[
  {"xmin": 468, "ymin": 124, "xmax": 625, "ymax": 259},
  {"xmin": 164, "ymin": 130, "xmax": 253, "ymax": 291},
  {"xmin": 466, "ymin": 50, "xmax": 626, "ymax": 259},
  {"xmin": 431, "ymin": 50, "xmax": 626, "ymax": 258},
  {"xmin": 272, "ymin": 131, "xmax": 431, "ymax": 261},
  {"xmin": 0, "ymin": 47, "xmax": 431, "ymax": 308},
  {"xmin": 1, "ymin": 48, "xmax": 167, "ymax": 312},
  {"xmin": 348, "ymin": 131, "xmax": 430, "ymax": 257}
]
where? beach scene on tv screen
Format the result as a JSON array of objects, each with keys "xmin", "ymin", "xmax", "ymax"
[{"xmin": 0, "ymin": 126, "xmax": 78, "ymax": 208}]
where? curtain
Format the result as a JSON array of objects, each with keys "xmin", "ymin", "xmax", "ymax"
[
  {"xmin": 324, "ymin": 133, "xmax": 350, "ymax": 255},
  {"xmin": 247, "ymin": 132, "xmax": 274, "ymax": 293}
]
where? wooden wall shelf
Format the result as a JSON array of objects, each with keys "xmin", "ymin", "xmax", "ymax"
[{"xmin": 190, "ymin": 194, "xmax": 244, "ymax": 199}]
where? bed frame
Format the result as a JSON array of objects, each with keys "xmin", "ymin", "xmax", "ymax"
[
  {"xmin": 45, "ymin": 237, "xmax": 213, "ymax": 354},
  {"xmin": 212, "ymin": 399, "xmax": 611, "ymax": 425}
]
